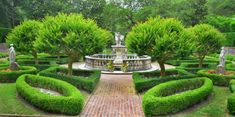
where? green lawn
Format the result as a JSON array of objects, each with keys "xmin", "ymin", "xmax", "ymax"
[
  {"xmin": 175, "ymin": 86, "xmax": 233, "ymax": 117},
  {"xmin": 0, "ymin": 83, "xmax": 42, "ymax": 115}
]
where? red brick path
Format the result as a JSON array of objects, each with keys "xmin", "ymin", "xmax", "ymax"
[{"xmin": 80, "ymin": 74, "xmax": 144, "ymax": 117}]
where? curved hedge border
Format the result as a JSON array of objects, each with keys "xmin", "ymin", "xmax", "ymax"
[
  {"xmin": 0, "ymin": 60, "xmax": 9, "ymax": 68},
  {"xmin": 0, "ymin": 66, "xmax": 37, "ymax": 82},
  {"xmin": 16, "ymin": 74, "xmax": 84, "ymax": 115},
  {"xmin": 133, "ymin": 69, "xmax": 196, "ymax": 92},
  {"xmin": 39, "ymin": 67, "xmax": 100, "ymax": 92},
  {"xmin": 143, "ymin": 77, "xmax": 213, "ymax": 116},
  {"xmin": 197, "ymin": 69, "xmax": 235, "ymax": 86},
  {"xmin": 228, "ymin": 80, "xmax": 235, "ymax": 114},
  {"xmin": 166, "ymin": 58, "xmax": 218, "ymax": 66},
  {"xmin": 226, "ymin": 63, "xmax": 235, "ymax": 71},
  {"xmin": 177, "ymin": 62, "xmax": 217, "ymax": 73}
]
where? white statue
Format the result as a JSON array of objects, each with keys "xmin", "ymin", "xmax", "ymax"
[
  {"xmin": 219, "ymin": 47, "xmax": 226, "ymax": 67},
  {"xmin": 9, "ymin": 44, "xmax": 15, "ymax": 64},
  {"xmin": 115, "ymin": 32, "xmax": 124, "ymax": 45}
]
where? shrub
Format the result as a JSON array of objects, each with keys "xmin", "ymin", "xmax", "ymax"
[
  {"xmin": 0, "ymin": 66, "xmax": 37, "ymax": 82},
  {"xmin": 0, "ymin": 60, "xmax": 9, "ymax": 67},
  {"xmin": 226, "ymin": 63, "xmax": 235, "ymax": 71},
  {"xmin": 197, "ymin": 69, "xmax": 235, "ymax": 86},
  {"xmin": 16, "ymin": 74, "xmax": 84, "ymax": 115},
  {"xmin": 177, "ymin": 62, "xmax": 217, "ymax": 73},
  {"xmin": 133, "ymin": 69, "xmax": 196, "ymax": 92},
  {"xmin": 39, "ymin": 67, "xmax": 100, "ymax": 92},
  {"xmin": 166, "ymin": 57, "xmax": 218, "ymax": 66},
  {"xmin": 228, "ymin": 80, "xmax": 235, "ymax": 114},
  {"xmin": 0, "ymin": 53, "xmax": 8, "ymax": 58},
  {"xmin": 143, "ymin": 77, "xmax": 213, "ymax": 116}
]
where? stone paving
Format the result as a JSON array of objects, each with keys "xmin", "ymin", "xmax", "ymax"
[{"xmin": 80, "ymin": 74, "xmax": 144, "ymax": 117}]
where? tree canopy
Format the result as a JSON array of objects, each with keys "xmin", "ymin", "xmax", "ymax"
[
  {"xmin": 35, "ymin": 13, "xmax": 112, "ymax": 75},
  {"xmin": 126, "ymin": 17, "xmax": 194, "ymax": 76}
]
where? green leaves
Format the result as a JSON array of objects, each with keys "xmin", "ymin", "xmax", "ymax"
[
  {"xmin": 190, "ymin": 24, "xmax": 225, "ymax": 59},
  {"xmin": 6, "ymin": 20, "xmax": 41, "ymax": 54},
  {"xmin": 35, "ymin": 13, "xmax": 112, "ymax": 58},
  {"xmin": 126, "ymin": 17, "xmax": 193, "ymax": 61}
]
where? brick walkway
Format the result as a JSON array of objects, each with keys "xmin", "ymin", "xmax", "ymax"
[{"xmin": 80, "ymin": 74, "xmax": 144, "ymax": 117}]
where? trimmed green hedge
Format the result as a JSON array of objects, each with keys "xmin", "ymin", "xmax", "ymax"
[
  {"xmin": 143, "ymin": 77, "xmax": 213, "ymax": 116},
  {"xmin": 166, "ymin": 58, "xmax": 218, "ymax": 66},
  {"xmin": 197, "ymin": 69, "xmax": 235, "ymax": 86},
  {"xmin": 177, "ymin": 62, "xmax": 217, "ymax": 73},
  {"xmin": 226, "ymin": 63, "xmax": 235, "ymax": 71},
  {"xmin": 228, "ymin": 80, "xmax": 235, "ymax": 114},
  {"xmin": 39, "ymin": 67, "xmax": 100, "ymax": 92},
  {"xmin": 0, "ymin": 53, "xmax": 8, "ymax": 58},
  {"xmin": 0, "ymin": 66, "xmax": 37, "ymax": 82},
  {"xmin": 0, "ymin": 60, "xmax": 9, "ymax": 67},
  {"xmin": 133, "ymin": 69, "xmax": 196, "ymax": 92},
  {"xmin": 16, "ymin": 74, "xmax": 84, "ymax": 115}
]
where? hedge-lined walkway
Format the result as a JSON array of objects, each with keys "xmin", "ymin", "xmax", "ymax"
[{"xmin": 80, "ymin": 74, "xmax": 144, "ymax": 117}]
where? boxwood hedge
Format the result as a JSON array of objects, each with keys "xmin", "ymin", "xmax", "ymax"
[
  {"xmin": 39, "ymin": 67, "xmax": 100, "ymax": 92},
  {"xmin": 226, "ymin": 63, "xmax": 235, "ymax": 71},
  {"xmin": 166, "ymin": 58, "xmax": 218, "ymax": 66},
  {"xmin": 177, "ymin": 62, "xmax": 217, "ymax": 73},
  {"xmin": 16, "ymin": 74, "xmax": 84, "ymax": 115},
  {"xmin": 133, "ymin": 69, "xmax": 196, "ymax": 92},
  {"xmin": 228, "ymin": 80, "xmax": 235, "ymax": 114},
  {"xmin": 0, "ymin": 66, "xmax": 37, "ymax": 82},
  {"xmin": 143, "ymin": 77, "xmax": 213, "ymax": 116},
  {"xmin": 197, "ymin": 69, "xmax": 235, "ymax": 86},
  {"xmin": 0, "ymin": 60, "xmax": 9, "ymax": 67}
]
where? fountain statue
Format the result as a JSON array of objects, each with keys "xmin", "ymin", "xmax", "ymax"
[
  {"xmin": 9, "ymin": 44, "xmax": 19, "ymax": 70},
  {"xmin": 115, "ymin": 32, "xmax": 124, "ymax": 46},
  {"xmin": 216, "ymin": 47, "xmax": 226, "ymax": 74}
]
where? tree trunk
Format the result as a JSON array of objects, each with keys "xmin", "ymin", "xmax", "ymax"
[
  {"xmin": 32, "ymin": 51, "xmax": 38, "ymax": 65},
  {"xmin": 68, "ymin": 56, "xmax": 73, "ymax": 76},
  {"xmin": 199, "ymin": 56, "xmax": 205, "ymax": 68},
  {"xmin": 158, "ymin": 60, "xmax": 166, "ymax": 76}
]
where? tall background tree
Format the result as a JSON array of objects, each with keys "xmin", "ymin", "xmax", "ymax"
[
  {"xmin": 126, "ymin": 17, "xmax": 194, "ymax": 76},
  {"xmin": 35, "ymin": 13, "xmax": 112, "ymax": 75}
]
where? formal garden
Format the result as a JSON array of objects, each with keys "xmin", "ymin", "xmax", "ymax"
[{"xmin": 0, "ymin": 0, "xmax": 235, "ymax": 117}]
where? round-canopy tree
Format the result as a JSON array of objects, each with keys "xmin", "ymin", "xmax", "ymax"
[
  {"xmin": 6, "ymin": 20, "xmax": 41, "ymax": 64},
  {"xmin": 126, "ymin": 17, "xmax": 194, "ymax": 76},
  {"xmin": 190, "ymin": 24, "xmax": 225, "ymax": 68},
  {"xmin": 35, "ymin": 13, "xmax": 112, "ymax": 75}
]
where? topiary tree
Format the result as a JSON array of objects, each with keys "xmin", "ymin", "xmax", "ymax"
[
  {"xmin": 126, "ymin": 17, "xmax": 194, "ymax": 76},
  {"xmin": 6, "ymin": 20, "xmax": 41, "ymax": 64},
  {"xmin": 35, "ymin": 13, "xmax": 112, "ymax": 75},
  {"xmin": 190, "ymin": 24, "xmax": 225, "ymax": 68}
]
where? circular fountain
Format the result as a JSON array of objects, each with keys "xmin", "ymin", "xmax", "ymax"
[{"xmin": 80, "ymin": 32, "xmax": 157, "ymax": 73}]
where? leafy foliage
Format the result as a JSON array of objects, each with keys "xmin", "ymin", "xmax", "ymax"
[
  {"xmin": 6, "ymin": 20, "xmax": 41, "ymax": 54},
  {"xmin": 126, "ymin": 17, "xmax": 194, "ymax": 75},
  {"xmin": 142, "ymin": 77, "xmax": 213, "ymax": 116},
  {"xmin": 190, "ymin": 24, "xmax": 225, "ymax": 67},
  {"xmin": 35, "ymin": 13, "xmax": 112, "ymax": 75},
  {"xmin": 0, "ymin": 66, "xmax": 37, "ymax": 83},
  {"xmin": 16, "ymin": 74, "xmax": 84, "ymax": 115},
  {"xmin": 39, "ymin": 67, "xmax": 100, "ymax": 92}
]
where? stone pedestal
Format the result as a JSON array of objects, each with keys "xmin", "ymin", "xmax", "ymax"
[
  {"xmin": 9, "ymin": 62, "xmax": 19, "ymax": 71},
  {"xmin": 216, "ymin": 65, "xmax": 225, "ymax": 74}
]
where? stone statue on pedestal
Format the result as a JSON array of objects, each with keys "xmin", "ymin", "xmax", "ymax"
[
  {"xmin": 115, "ymin": 32, "xmax": 124, "ymax": 46},
  {"xmin": 9, "ymin": 44, "xmax": 19, "ymax": 70},
  {"xmin": 216, "ymin": 47, "xmax": 226, "ymax": 74}
]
